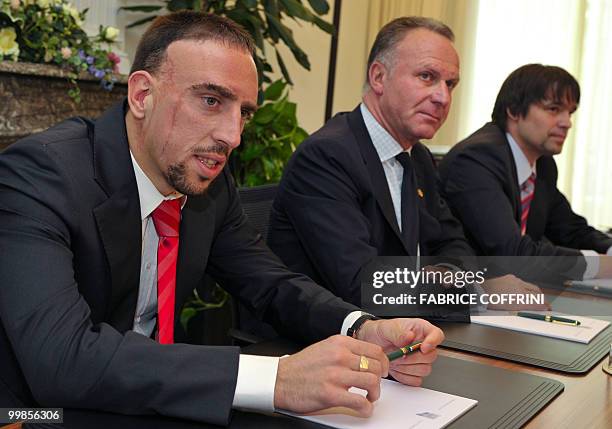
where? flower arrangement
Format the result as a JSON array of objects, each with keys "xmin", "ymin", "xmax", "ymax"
[{"xmin": 0, "ymin": 0, "xmax": 122, "ymax": 102}]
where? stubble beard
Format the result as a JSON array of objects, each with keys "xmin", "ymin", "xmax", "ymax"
[
  {"xmin": 165, "ymin": 142, "xmax": 230, "ymax": 196},
  {"xmin": 166, "ymin": 162, "xmax": 210, "ymax": 196}
]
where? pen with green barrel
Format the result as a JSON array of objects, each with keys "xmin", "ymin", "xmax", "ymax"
[
  {"xmin": 517, "ymin": 312, "xmax": 581, "ymax": 326},
  {"xmin": 387, "ymin": 341, "xmax": 423, "ymax": 361}
]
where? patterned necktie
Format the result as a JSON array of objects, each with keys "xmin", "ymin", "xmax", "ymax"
[
  {"xmin": 520, "ymin": 173, "xmax": 536, "ymax": 236},
  {"xmin": 151, "ymin": 199, "xmax": 181, "ymax": 344},
  {"xmin": 395, "ymin": 152, "xmax": 419, "ymax": 255}
]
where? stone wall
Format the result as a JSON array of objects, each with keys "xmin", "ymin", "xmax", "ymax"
[{"xmin": 0, "ymin": 61, "xmax": 127, "ymax": 150}]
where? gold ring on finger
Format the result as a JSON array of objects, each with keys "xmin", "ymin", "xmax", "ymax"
[{"xmin": 359, "ymin": 355, "xmax": 369, "ymax": 371}]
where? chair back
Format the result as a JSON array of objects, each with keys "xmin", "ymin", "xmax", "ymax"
[
  {"xmin": 232, "ymin": 184, "xmax": 280, "ymax": 343},
  {"xmin": 238, "ymin": 184, "xmax": 278, "ymax": 241}
]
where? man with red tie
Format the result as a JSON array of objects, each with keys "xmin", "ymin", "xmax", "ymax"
[
  {"xmin": 0, "ymin": 11, "xmax": 444, "ymax": 425},
  {"xmin": 439, "ymin": 64, "xmax": 612, "ymax": 279}
]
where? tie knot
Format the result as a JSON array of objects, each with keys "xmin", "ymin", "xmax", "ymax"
[
  {"xmin": 395, "ymin": 152, "xmax": 412, "ymax": 169},
  {"xmin": 521, "ymin": 173, "xmax": 536, "ymax": 191},
  {"xmin": 152, "ymin": 199, "xmax": 181, "ymax": 237}
]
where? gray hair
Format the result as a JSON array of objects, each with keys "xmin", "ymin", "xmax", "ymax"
[{"xmin": 364, "ymin": 16, "xmax": 454, "ymax": 88}]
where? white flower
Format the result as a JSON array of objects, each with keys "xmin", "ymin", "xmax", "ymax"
[
  {"xmin": 103, "ymin": 26, "xmax": 119, "ymax": 42},
  {"xmin": 0, "ymin": 27, "xmax": 20, "ymax": 61},
  {"xmin": 63, "ymin": 4, "xmax": 82, "ymax": 25}
]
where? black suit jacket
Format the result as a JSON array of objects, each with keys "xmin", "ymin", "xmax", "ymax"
[
  {"xmin": 268, "ymin": 106, "xmax": 474, "ymax": 305},
  {"xmin": 0, "ymin": 102, "xmax": 358, "ymax": 424},
  {"xmin": 439, "ymin": 122, "xmax": 612, "ymax": 265}
]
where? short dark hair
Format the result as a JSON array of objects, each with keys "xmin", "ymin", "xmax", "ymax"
[
  {"xmin": 491, "ymin": 64, "xmax": 580, "ymax": 130},
  {"xmin": 130, "ymin": 11, "xmax": 255, "ymax": 75},
  {"xmin": 365, "ymin": 16, "xmax": 454, "ymax": 85}
]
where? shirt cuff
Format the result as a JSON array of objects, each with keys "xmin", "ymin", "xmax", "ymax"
[
  {"xmin": 581, "ymin": 250, "xmax": 599, "ymax": 280},
  {"xmin": 341, "ymin": 311, "xmax": 369, "ymax": 336},
  {"xmin": 232, "ymin": 354, "xmax": 279, "ymax": 412}
]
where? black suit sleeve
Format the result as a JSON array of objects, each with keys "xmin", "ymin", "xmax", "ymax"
[
  {"xmin": 206, "ymin": 170, "xmax": 359, "ymax": 342},
  {"xmin": 0, "ymin": 142, "xmax": 239, "ymax": 425},
  {"xmin": 269, "ymin": 140, "xmax": 383, "ymax": 304},
  {"xmin": 412, "ymin": 146, "xmax": 475, "ymax": 260},
  {"xmin": 441, "ymin": 149, "xmax": 583, "ymax": 257},
  {"xmin": 543, "ymin": 183, "xmax": 612, "ymax": 253}
]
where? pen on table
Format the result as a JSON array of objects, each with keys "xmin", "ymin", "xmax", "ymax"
[
  {"xmin": 387, "ymin": 341, "xmax": 423, "ymax": 361},
  {"xmin": 517, "ymin": 312, "xmax": 580, "ymax": 326}
]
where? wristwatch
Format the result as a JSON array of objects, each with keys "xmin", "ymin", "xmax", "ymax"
[{"xmin": 347, "ymin": 314, "xmax": 380, "ymax": 339}]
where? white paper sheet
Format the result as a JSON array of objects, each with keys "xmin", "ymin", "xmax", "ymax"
[
  {"xmin": 570, "ymin": 278, "xmax": 612, "ymax": 291},
  {"xmin": 471, "ymin": 311, "xmax": 610, "ymax": 343},
  {"xmin": 279, "ymin": 379, "xmax": 477, "ymax": 429}
]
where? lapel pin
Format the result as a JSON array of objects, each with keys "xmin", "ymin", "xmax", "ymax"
[{"xmin": 417, "ymin": 189, "xmax": 424, "ymax": 198}]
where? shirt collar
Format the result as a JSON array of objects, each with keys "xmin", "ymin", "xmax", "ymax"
[
  {"xmin": 130, "ymin": 151, "xmax": 184, "ymax": 220},
  {"xmin": 506, "ymin": 132, "xmax": 536, "ymax": 186},
  {"xmin": 360, "ymin": 103, "xmax": 411, "ymax": 162}
]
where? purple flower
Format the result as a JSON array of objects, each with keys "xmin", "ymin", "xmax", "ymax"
[
  {"xmin": 94, "ymin": 70, "xmax": 105, "ymax": 79},
  {"xmin": 78, "ymin": 50, "xmax": 86, "ymax": 60},
  {"xmin": 86, "ymin": 56, "xmax": 94, "ymax": 65},
  {"xmin": 88, "ymin": 65, "xmax": 96, "ymax": 74}
]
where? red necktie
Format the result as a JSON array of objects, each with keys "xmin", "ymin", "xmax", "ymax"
[
  {"xmin": 520, "ymin": 173, "xmax": 536, "ymax": 236},
  {"xmin": 151, "ymin": 199, "xmax": 181, "ymax": 344}
]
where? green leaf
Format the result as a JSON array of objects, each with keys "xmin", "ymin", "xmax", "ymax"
[
  {"xmin": 275, "ymin": 49, "xmax": 293, "ymax": 85},
  {"xmin": 263, "ymin": 79, "xmax": 286, "ymax": 101},
  {"xmin": 266, "ymin": 15, "xmax": 311, "ymax": 69},
  {"xmin": 313, "ymin": 15, "xmax": 334, "ymax": 34},
  {"xmin": 264, "ymin": 0, "xmax": 280, "ymax": 16},
  {"xmin": 262, "ymin": 157, "xmax": 276, "ymax": 180},
  {"xmin": 126, "ymin": 15, "xmax": 157, "ymax": 29},
  {"xmin": 253, "ymin": 104, "xmax": 278, "ymax": 125},
  {"xmin": 239, "ymin": 0, "xmax": 258, "ymax": 8},
  {"xmin": 279, "ymin": 0, "xmax": 315, "ymax": 21},
  {"xmin": 119, "ymin": 5, "xmax": 164, "ymax": 13},
  {"xmin": 180, "ymin": 307, "xmax": 197, "ymax": 332},
  {"xmin": 240, "ymin": 143, "xmax": 265, "ymax": 162},
  {"xmin": 307, "ymin": 0, "xmax": 330, "ymax": 15},
  {"xmin": 265, "ymin": 13, "xmax": 294, "ymax": 45},
  {"xmin": 226, "ymin": 9, "xmax": 264, "ymax": 50},
  {"xmin": 167, "ymin": 0, "xmax": 196, "ymax": 11}
]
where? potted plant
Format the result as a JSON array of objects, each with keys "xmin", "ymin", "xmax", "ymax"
[{"xmin": 0, "ymin": 0, "xmax": 125, "ymax": 148}]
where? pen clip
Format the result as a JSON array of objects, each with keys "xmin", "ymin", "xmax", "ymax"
[{"xmin": 551, "ymin": 320, "xmax": 579, "ymax": 326}]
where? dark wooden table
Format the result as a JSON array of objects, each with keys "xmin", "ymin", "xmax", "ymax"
[
  {"xmin": 3, "ymin": 289, "xmax": 610, "ymax": 429},
  {"xmin": 438, "ymin": 287, "xmax": 611, "ymax": 428}
]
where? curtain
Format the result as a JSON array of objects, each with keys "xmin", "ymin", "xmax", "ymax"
[{"xmin": 569, "ymin": 0, "xmax": 612, "ymax": 228}]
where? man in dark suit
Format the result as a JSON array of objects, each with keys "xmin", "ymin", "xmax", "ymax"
[
  {"xmin": 0, "ymin": 12, "xmax": 444, "ymax": 425},
  {"xmin": 268, "ymin": 17, "xmax": 539, "ymax": 309},
  {"xmin": 439, "ymin": 64, "xmax": 612, "ymax": 280}
]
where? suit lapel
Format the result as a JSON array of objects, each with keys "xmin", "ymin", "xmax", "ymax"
[
  {"xmin": 94, "ymin": 190, "xmax": 142, "ymax": 331},
  {"xmin": 501, "ymin": 136, "xmax": 522, "ymax": 224},
  {"xmin": 174, "ymin": 194, "xmax": 216, "ymax": 328},
  {"xmin": 347, "ymin": 107, "xmax": 409, "ymax": 252},
  {"xmin": 528, "ymin": 159, "xmax": 548, "ymax": 236},
  {"xmin": 91, "ymin": 101, "xmax": 142, "ymax": 332}
]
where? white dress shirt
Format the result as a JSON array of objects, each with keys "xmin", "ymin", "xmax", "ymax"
[
  {"xmin": 360, "ymin": 104, "xmax": 412, "ymax": 230},
  {"xmin": 129, "ymin": 151, "xmax": 364, "ymax": 411},
  {"xmin": 506, "ymin": 133, "xmax": 611, "ymax": 279}
]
